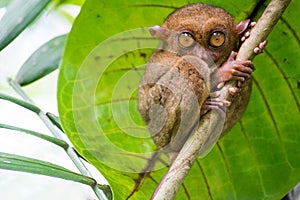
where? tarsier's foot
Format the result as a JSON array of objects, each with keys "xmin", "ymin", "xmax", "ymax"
[{"xmin": 200, "ymin": 91, "xmax": 231, "ymax": 115}]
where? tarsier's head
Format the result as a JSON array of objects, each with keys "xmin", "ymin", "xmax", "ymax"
[{"xmin": 150, "ymin": 3, "xmax": 249, "ymax": 66}]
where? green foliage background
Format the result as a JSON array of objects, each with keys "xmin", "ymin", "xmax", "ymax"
[{"xmin": 58, "ymin": 0, "xmax": 300, "ymax": 199}]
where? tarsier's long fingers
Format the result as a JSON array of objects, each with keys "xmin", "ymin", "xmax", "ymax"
[
  {"xmin": 231, "ymin": 62, "xmax": 254, "ymax": 75},
  {"xmin": 217, "ymin": 51, "xmax": 254, "ymax": 89},
  {"xmin": 209, "ymin": 86, "xmax": 240, "ymax": 98},
  {"xmin": 241, "ymin": 21, "xmax": 256, "ymax": 42},
  {"xmin": 240, "ymin": 21, "xmax": 268, "ymax": 54},
  {"xmin": 254, "ymin": 40, "xmax": 268, "ymax": 54},
  {"xmin": 200, "ymin": 97, "xmax": 231, "ymax": 116},
  {"xmin": 206, "ymin": 98, "xmax": 231, "ymax": 107},
  {"xmin": 230, "ymin": 63, "xmax": 253, "ymax": 82},
  {"xmin": 227, "ymin": 50, "xmax": 255, "ymax": 70},
  {"xmin": 209, "ymin": 90, "xmax": 221, "ymax": 98},
  {"xmin": 228, "ymin": 87, "xmax": 239, "ymax": 95}
]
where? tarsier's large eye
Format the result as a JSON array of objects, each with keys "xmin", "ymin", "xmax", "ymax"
[
  {"xmin": 209, "ymin": 31, "xmax": 225, "ymax": 47},
  {"xmin": 178, "ymin": 32, "xmax": 195, "ymax": 47}
]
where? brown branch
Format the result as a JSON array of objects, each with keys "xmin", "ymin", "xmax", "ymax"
[{"xmin": 151, "ymin": 0, "xmax": 291, "ymax": 199}]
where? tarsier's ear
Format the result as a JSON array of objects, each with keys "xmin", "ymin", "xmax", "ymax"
[
  {"xmin": 149, "ymin": 25, "xmax": 171, "ymax": 40},
  {"xmin": 235, "ymin": 19, "xmax": 251, "ymax": 35}
]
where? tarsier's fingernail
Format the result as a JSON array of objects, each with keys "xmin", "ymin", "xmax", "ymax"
[
  {"xmin": 250, "ymin": 64, "xmax": 256, "ymax": 70},
  {"xmin": 259, "ymin": 40, "xmax": 267, "ymax": 48},
  {"xmin": 238, "ymin": 81, "xmax": 242, "ymax": 87},
  {"xmin": 229, "ymin": 87, "xmax": 239, "ymax": 95},
  {"xmin": 223, "ymin": 100, "xmax": 231, "ymax": 107},
  {"xmin": 251, "ymin": 22, "xmax": 257, "ymax": 26},
  {"xmin": 211, "ymin": 90, "xmax": 220, "ymax": 97},
  {"xmin": 230, "ymin": 51, "xmax": 237, "ymax": 57},
  {"xmin": 217, "ymin": 82, "xmax": 224, "ymax": 89},
  {"xmin": 259, "ymin": 43, "xmax": 264, "ymax": 49},
  {"xmin": 254, "ymin": 47, "xmax": 260, "ymax": 54},
  {"xmin": 245, "ymin": 32, "xmax": 250, "ymax": 37}
]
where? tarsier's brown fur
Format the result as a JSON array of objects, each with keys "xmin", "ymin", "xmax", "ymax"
[{"xmin": 138, "ymin": 4, "xmax": 255, "ymax": 159}]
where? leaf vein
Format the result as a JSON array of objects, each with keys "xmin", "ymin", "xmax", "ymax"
[
  {"xmin": 196, "ymin": 160, "xmax": 213, "ymax": 200},
  {"xmin": 216, "ymin": 143, "xmax": 237, "ymax": 199},
  {"xmin": 252, "ymin": 77, "xmax": 281, "ymax": 141},
  {"xmin": 280, "ymin": 17, "xmax": 300, "ymax": 45},
  {"xmin": 264, "ymin": 49, "xmax": 300, "ymax": 112},
  {"xmin": 239, "ymin": 120, "xmax": 266, "ymax": 196}
]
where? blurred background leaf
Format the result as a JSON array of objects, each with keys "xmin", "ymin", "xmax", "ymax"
[
  {"xmin": 56, "ymin": 0, "xmax": 85, "ymax": 6},
  {"xmin": 0, "ymin": 152, "xmax": 96, "ymax": 186},
  {"xmin": 15, "ymin": 34, "xmax": 67, "ymax": 86},
  {"xmin": 0, "ymin": 123, "xmax": 68, "ymax": 149},
  {"xmin": 0, "ymin": 0, "xmax": 10, "ymax": 7},
  {"xmin": 0, "ymin": 0, "xmax": 51, "ymax": 50},
  {"xmin": 58, "ymin": 0, "xmax": 300, "ymax": 199}
]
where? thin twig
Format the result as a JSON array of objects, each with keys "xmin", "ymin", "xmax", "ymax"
[
  {"xmin": 151, "ymin": 0, "xmax": 291, "ymax": 199},
  {"xmin": 8, "ymin": 78, "xmax": 108, "ymax": 200}
]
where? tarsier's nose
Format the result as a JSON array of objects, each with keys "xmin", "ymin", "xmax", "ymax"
[{"xmin": 194, "ymin": 48, "xmax": 215, "ymax": 67}]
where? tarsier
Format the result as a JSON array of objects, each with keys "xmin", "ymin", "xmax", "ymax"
[{"xmin": 138, "ymin": 3, "xmax": 266, "ymax": 160}]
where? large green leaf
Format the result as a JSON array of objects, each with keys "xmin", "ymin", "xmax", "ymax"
[{"xmin": 58, "ymin": 0, "xmax": 300, "ymax": 199}]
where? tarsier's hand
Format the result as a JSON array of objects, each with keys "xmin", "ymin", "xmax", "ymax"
[
  {"xmin": 241, "ymin": 21, "xmax": 257, "ymax": 42},
  {"xmin": 216, "ymin": 21, "xmax": 268, "ymax": 91},
  {"xmin": 217, "ymin": 51, "xmax": 254, "ymax": 89},
  {"xmin": 241, "ymin": 21, "xmax": 268, "ymax": 54}
]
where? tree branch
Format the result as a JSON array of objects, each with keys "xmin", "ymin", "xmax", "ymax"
[{"xmin": 151, "ymin": 0, "xmax": 291, "ymax": 199}]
